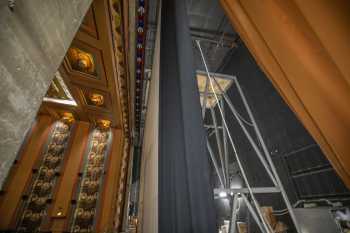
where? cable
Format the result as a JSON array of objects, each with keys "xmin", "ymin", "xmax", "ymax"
[
  {"xmin": 273, "ymin": 208, "xmax": 289, "ymax": 213},
  {"xmin": 273, "ymin": 211, "xmax": 290, "ymax": 216},
  {"xmin": 233, "ymin": 107, "xmax": 254, "ymax": 126}
]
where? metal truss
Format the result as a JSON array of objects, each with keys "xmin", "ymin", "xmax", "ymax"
[{"xmin": 196, "ymin": 40, "xmax": 301, "ymax": 233}]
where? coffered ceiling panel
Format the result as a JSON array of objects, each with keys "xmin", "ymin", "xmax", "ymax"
[
  {"xmin": 67, "ymin": 47, "xmax": 98, "ymax": 77},
  {"xmin": 79, "ymin": 87, "xmax": 112, "ymax": 112},
  {"xmin": 80, "ymin": 6, "xmax": 99, "ymax": 39},
  {"xmin": 39, "ymin": 0, "xmax": 130, "ymax": 133},
  {"xmin": 64, "ymin": 40, "xmax": 108, "ymax": 88},
  {"xmin": 44, "ymin": 71, "xmax": 77, "ymax": 106}
]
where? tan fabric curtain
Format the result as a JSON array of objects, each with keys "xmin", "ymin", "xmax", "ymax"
[{"xmin": 220, "ymin": 0, "xmax": 350, "ymax": 187}]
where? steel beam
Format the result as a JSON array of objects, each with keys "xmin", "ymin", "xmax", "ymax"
[
  {"xmin": 221, "ymin": 99, "xmax": 230, "ymax": 188},
  {"xmin": 234, "ymin": 77, "xmax": 301, "ymax": 233},
  {"xmin": 229, "ymin": 194, "xmax": 239, "ymax": 233},
  {"xmin": 204, "ymin": 125, "xmax": 223, "ymax": 129},
  {"xmin": 210, "ymin": 107, "xmax": 227, "ymax": 187},
  {"xmin": 196, "ymin": 40, "xmax": 272, "ymax": 233},
  {"xmin": 214, "ymin": 187, "xmax": 280, "ymax": 196},
  {"xmin": 212, "ymin": 84, "xmax": 278, "ymax": 186},
  {"xmin": 207, "ymin": 140, "xmax": 225, "ymax": 188},
  {"xmin": 242, "ymin": 194, "xmax": 272, "ymax": 233},
  {"xmin": 201, "ymin": 76, "xmax": 209, "ymax": 119}
]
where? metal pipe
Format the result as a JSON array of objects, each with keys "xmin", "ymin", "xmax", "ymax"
[
  {"xmin": 242, "ymin": 194, "xmax": 269, "ymax": 233},
  {"xmin": 207, "ymin": 140, "xmax": 225, "ymax": 188},
  {"xmin": 221, "ymin": 99, "xmax": 230, "ymax": 188},
  {"xmin": 208, "ymin": 129, "xmax": 216, "ymax": 138},
  {"xmin": 196, "ymin": 40, "xmax": 273, "ymax": 233},
  {"xmin": 214, "ymin": 187, "xmax": 280, "ymax": 195},
  {"xmin": 201, "ymin": 76, "xmax": 209, "ymax": 119},
  {"xmin": 234, "ymin": 77, "xmax": 301, "ymax": 233},
  {"xmin": 196, "ymin": 70, "xmax": 235, "ymax": 81},
  {"xmin": 204, "ymin": 125, "xmax": 224, "ymax": 129},
  {"xmin": 229, "ymin": 194, "xmax": 239, "ymax": 233},
  {"xmin": 210, "ymin": 107, "xmax": 227, "ymax": 187},
  {"xmin": 283, "ymin": 143, "xmax": 317, "ymax": 157},
  {"xmin": 202, "ymin": 80, "xmax": 224, "ymax": 187},
  {"xmin": 210, "ymin": 76, "xmax": 278, "ymax": 186}
]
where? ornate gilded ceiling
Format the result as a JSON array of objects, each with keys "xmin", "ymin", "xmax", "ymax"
[
  {"xmin": 39, "ymin": 0, "xmax": 130, "ymax": 136},
  {"xmin": 22, "ymin": 1, "xmax": 131, "ymax": 232},
  {"xmin": 44, "ymin": 72, "xmax": 77, "ymax": 106},
  {"xmin": 67, "ymin": 47, "xmax": 97, "ymax": 77}
]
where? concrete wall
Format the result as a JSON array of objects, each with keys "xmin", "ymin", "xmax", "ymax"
[
  {"xmin": 0, "ymin": 0, "xmax": 92, "ymax": 188},
  {"xmin": 138, "ymin": 9, "xmax": 161, "ymax": 233}
]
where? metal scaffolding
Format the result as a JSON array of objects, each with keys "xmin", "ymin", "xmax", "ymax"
[{"xmin": 196, "ymin": 40, "xmax": 301, "ymax": 233}]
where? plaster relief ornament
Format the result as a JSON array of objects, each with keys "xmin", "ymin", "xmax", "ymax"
[{"xmin": 67, "ymin": 47, "xmax": 96, "ymax": 76}]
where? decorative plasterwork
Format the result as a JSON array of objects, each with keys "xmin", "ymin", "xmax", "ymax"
[
  {"xmin": 110, "ymin": 0, "xmax": 131, "ymax": 138},
  {"xmin": 113, "ymin": 138, "xmax": 130, "ymax": 231},
  {"xmin": 89, "ymin": 93, "xmax": 105, "ymax": 106},
  {"xmin": 67, "ymin": 47, "xmax": 97, "ymax": 76},
  {"xmin": 16, "ymin": 121, "xmax": 73, "ymax": 232},
  {"xmin": 40, "ymin": 1, "xmax": 130, "ymax": 130},
  {"xmin": 80, "ymin": 6, "xmax": 98, "ymax": 39},
  {"xmin": 79, "ymin": 88, "xmax": 110, "ymax": 110},
  {"xmin": 44, "ymin": 72, "xmax": 77, "ymax": 106}
]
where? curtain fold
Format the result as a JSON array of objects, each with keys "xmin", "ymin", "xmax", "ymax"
[
  {"xmin": 159, "ymin": 0, "xmax": 217, "ymax": 232},
  {"xmin": 220, "ymin": 0, "xmax": 350, "ymax": 187}
]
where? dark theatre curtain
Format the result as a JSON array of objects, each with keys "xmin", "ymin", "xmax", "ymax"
[{"xmin": 159, "ymin": 0, "xmax": 217, "ymax": 232}]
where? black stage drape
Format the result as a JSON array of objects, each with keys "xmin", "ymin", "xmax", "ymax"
[{"xmin": 159, "ymin": 0, "xmax": 217, "ymax": 232}]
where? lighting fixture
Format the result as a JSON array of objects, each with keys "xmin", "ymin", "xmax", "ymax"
[{"xmin": 219, "ymin": 191, "xmax": 228, "ymax": 198}]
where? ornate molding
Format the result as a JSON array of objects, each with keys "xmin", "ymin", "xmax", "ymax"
[
  {"xmin": 113, "ymin": 138, "xmax": 130, "ymax": 231},
  {"xmin": 109, "ymin": 0, "xmax": 130, "ymax": 139}
]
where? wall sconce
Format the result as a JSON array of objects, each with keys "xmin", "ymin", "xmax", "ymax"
[{"xmin": 219, "ymin": 191, "xmax": 228, "ymax": 198}]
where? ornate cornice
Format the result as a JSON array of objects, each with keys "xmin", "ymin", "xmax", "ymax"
[
  {"xmin": 114, "ymin": 138, "xmax": 130, "ymax": 231},
  {"xmin": 109, "ymin": 0, "xmax": 130, "ymax": 139}
]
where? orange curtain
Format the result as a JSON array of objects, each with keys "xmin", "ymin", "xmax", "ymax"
[{"xmin": 220, "ymin": 0, "xmax": 350, "ymax": 187}]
